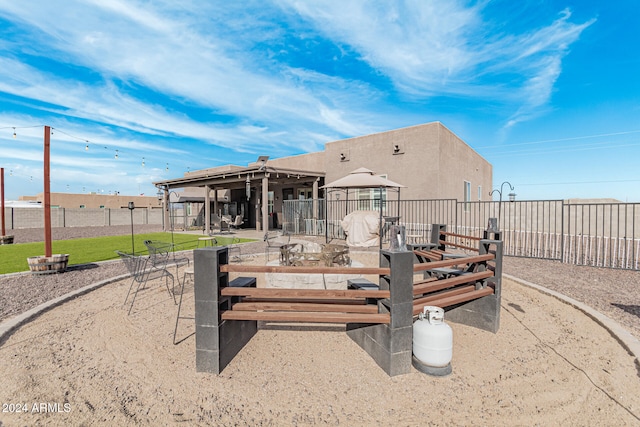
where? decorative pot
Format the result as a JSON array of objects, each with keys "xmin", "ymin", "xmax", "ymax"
[{"xmin": 27, "ymin": 254, "xmax": 70, "ymax": 274}]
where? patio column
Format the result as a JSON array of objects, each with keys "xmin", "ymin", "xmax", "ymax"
[
  {"xmin": 213, "ymin": 187, "xmax": 218, "ymax": 218},
  {"xmin": 262, "ymin": 175, "xmax": 269, "ymax": 232},
  {"xmin": 312, "ymin": 178, "xmax": 319, "ymax": 219},
  {"xmin": 204, "ymin": 185, "xmax": 211, "ymax": 233}
]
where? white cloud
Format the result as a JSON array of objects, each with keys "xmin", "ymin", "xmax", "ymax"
[{"xmin": 278, "ymin": 1, "xmax": 594, "ymax": 125}]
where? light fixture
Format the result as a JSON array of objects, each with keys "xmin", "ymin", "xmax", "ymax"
[
  {"xmin": 115, "ymin": 150, "xmax": 119, "ymax": 159},
  {"xmin": 340, "ymin": 153, "xmax": 346, "ymax": 161},
  {"xmin": 85, "ymin": 144, "xmax": 89, "ymax": 151},
  {"xmin": 165, "ymin": 163, "xmax": 169, "ymax": 171},
  {"xmin": 141, "ymin": 157, "xmax": 145, "ymax": 167},
  {"xmin": 257, "ymin": 155, "xmax": 269, "ymax": 171},
  {"xmin": 12, "ymin": 127, "xmax": 16, "ymax": 138},
  {"xmin": 509, "ymin": 192, "xmax": 517, "ymax": 202}
]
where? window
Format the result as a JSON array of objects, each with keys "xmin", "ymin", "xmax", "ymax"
[
  {"xmin": 356, "ymin": 175, "xmax": 387, "ymax": 212},
  {"xmin": 477, "ymin": 185, "xmax": 482, "ymax": 201},
  {"xmin": 99, "ymin": 205, "xmax": 105, "ymax": 209},
  {"xmin": 464, "ymin": 181, "xmax": 471, "ymax": 212},
  {"xmin": 268, "ymin": 191, "xmax": 274, "ymax": 214},
  {"xmin": 298, "ymin": 189, "xmax": 312, "ymax": 200},
  {"xmin": 79, "ymin": 204, "xmax": 85, "ymax": 208}
]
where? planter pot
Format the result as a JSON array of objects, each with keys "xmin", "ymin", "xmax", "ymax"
[
  {"xmin": 27, "ymin": 254, "xmax": 70, "ymax": 274},
  {"xmin": 0, "ymin": 235, "xmax": 14, "ymax": 245}
]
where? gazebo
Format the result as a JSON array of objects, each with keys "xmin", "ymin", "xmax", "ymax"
[{"xmin": 321, "ymin": 167, "xmax": 405, "ymax": 248}]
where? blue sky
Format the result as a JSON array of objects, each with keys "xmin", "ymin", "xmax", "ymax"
[{"xmin": 1, "ymin": 1, "xmax": 638, "ymax": 202}]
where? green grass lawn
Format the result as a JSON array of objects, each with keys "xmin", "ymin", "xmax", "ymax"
[{"xmin": 0, "ymin": 233, "xmax": 254, "ymax": 274}]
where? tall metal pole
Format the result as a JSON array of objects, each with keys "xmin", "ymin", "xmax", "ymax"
[
  {"xmin": 128, "ymin": 202, "xmax": 135, "ymax": 254},
  {"xmin": 44, "ymin": 126, "xmax": 52, "ymax": 257}
]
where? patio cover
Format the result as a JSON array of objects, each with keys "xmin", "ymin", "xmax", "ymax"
[
  {"xmin": 321, "ymin": 168, "xmax": 405, "ymax": 248},
  {"xmin": 320, "ymin": 167, "xmax": 405, "ymax": 190}
]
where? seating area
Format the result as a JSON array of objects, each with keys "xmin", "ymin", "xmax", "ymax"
[
  {"xmin": 117, "ymin": 250, "xmax": 176, "ymax": 315},
  {"xmin": 190, "ymin": 224, "xmax": 503, "ymax": 376}
]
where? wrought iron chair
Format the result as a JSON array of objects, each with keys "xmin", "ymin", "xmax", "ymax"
[
  {"xmin": 173, "ymin": 265, "xmax": 195, "ymax": 345},
  {"xmin": 117, "ymin": 250, "xmax": 175, "ymax": 315},
  {"xmin": 144, "ymin": 240, "xmax": 190, "ymax": 284}
]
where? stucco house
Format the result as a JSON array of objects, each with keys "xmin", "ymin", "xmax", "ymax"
[{"xmin": 153, "ymin": 122, "xmax": 492, "ymax": 233}]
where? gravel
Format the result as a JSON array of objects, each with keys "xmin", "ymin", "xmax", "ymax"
[{"xmin": 1, "ymin": 226, "xmax": 639, "ymax": 340}]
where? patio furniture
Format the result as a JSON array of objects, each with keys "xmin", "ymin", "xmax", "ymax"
[
  {"xmin": 144, "ymin": 240, "xmax": 190, "ymax": 286},
  {"xmin": 173, "ymin": 266, "xmax": 194, "ymax": 345},
  {"xmin": 229, "ymin": 215, "xmax": 244, "ymax": 231},
  {"xmin": 210, "ymin": 213, "xmax": 229, "ymax": 234},
  {"xmin": 197, "ymin": 236, "xmax": 217, "ymax": 247},
  {"xmin": 117, "ymin": 250, "xmax": 175, "ymax": 315},
  {"xmin": 264, "ymin": 231, "xmax": 290, "ymax": 261}
]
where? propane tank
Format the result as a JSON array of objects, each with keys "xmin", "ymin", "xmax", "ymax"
[{"xmin": 412, "ymin": 306, "xmax": 453, "ymax": 376}]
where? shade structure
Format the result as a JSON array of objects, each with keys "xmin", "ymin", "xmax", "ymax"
[
  {"xmin": 321, "ymin": 167, "xmax": 405, "ymax": 190},
  {"xmin": 321, "ymin": 168, "xmax": 405, "ymax": 248}
]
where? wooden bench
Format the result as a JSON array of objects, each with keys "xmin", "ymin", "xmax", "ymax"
[
  {"xmin": 411, "ymin": 228, "xmax": 498, "ymax": 316},
  {"xmin": 193, "ymin": 240, "xmax": 503, "ymax": 377},
  {"xmin": 219, "ymin": 287, "xmax": 390, "ymax": 324}
]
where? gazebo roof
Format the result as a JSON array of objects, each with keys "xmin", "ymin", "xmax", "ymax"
[{"xmin": 321, "ymin": 167, "xmax": 405, "ymax": 189}]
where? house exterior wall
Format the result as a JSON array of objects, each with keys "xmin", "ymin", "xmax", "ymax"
[
  {"xmin": 323, "ymin": 122, "xmax": 492, "ymax": 201},
  {"xmin": 263, "ymin": 151, "xmax": 326, "ymax": 173}
]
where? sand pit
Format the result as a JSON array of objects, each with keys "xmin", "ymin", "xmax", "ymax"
[{"xmin": 1, "ymin": 257, "xmax": 640, "ymax": 425}]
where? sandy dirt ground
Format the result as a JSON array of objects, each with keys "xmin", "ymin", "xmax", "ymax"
[{"xmin": 1, "ymin": 255, "xmax": 639, "ymax": 426}]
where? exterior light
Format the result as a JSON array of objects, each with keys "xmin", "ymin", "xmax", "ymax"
[{"xmin": 508, "ymin": 192, "xmax": 516, "ymax": 202}]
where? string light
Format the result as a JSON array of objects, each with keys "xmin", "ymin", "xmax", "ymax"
[{"xmin": 2, "ymin": 124, "xmax": 197, "ymax": 177}]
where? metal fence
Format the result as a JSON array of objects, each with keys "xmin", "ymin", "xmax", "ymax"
[{"xmin": 283, "ymin": 198, "xmax": 640, "ymax": 270}]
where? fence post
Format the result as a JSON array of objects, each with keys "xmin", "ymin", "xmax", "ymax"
[
  {"xmin": 194, "ymin": 247, "xmax": 257, "ymax": 374},
  {"xmin": 346, "ymin": 249, "xmax": 414, "ymax": 376}
]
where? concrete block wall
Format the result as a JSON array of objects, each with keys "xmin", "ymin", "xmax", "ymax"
[
  {"xmin": 346, "ymin": 250, "xmax": 415, "ymax": 376},
  {"xmin": 2, "ymin": 207, "xmax": 163, "ymax": 229},
  {"xmin": 194, "ymin": 247, "xmax": 257, "ymax": 374}
]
